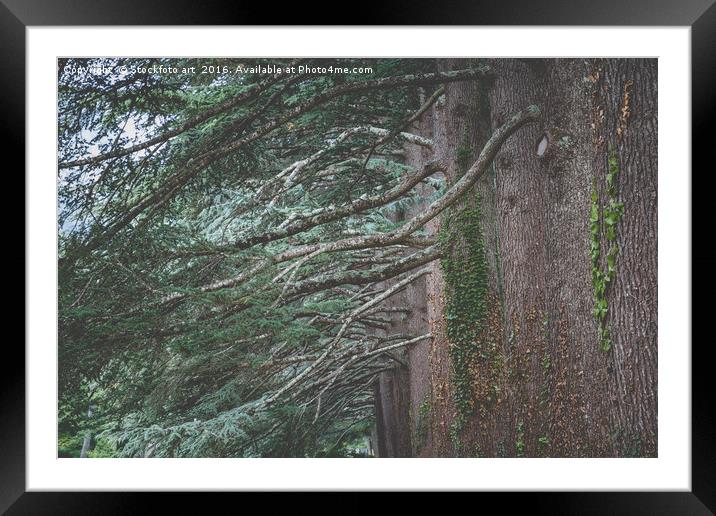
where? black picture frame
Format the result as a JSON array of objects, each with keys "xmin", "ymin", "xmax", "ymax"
[{"xmin": 5, "ymin": 0, "xmax": 714, "ymax": 511}]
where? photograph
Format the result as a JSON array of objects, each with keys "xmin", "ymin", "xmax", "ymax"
[{"xmin": 56, "ymin": 57, "xmax": 658, "ymax": 459}]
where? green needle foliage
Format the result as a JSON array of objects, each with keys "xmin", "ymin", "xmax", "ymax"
[{"xmin": 58, "ymin": 57, "xmax": 447, "ymax": 457}]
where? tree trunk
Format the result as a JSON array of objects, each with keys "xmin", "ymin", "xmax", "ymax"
[{"xmin": 394, "ymin": 58, "xmax": 657, "ymax": 457}]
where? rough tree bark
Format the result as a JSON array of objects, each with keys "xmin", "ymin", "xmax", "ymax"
[{"xmin": 376, "ymin": 58, "xmax": 657, "ymax": 458}]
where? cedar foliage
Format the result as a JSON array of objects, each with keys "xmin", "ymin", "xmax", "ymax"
[{"xmin": 58, "ymin": 58, "xmax": 459, "ymax": 457}]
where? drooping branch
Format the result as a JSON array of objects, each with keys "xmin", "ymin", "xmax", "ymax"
[
  {"xmin": 264, "ymin": 125, "xmax": 433, "ymax": 208},
  {"xmin": 170, "ymin": 104, "xmax": 540, "ymax": 300},
  {"xmin": 264, "ymin": 266, "xmax": 432, "ymax": 405},
  {"xmin": 284, "ymin": 245, "xmax": 442, "ymax": 300},
  {"xmin": 229, "ymin": 159, "xmax": 445, "ymax": 251},
  {"xmin": 59, "ymin": 62, "xmax": 298, "ymax": 169},
  {"xmin": 68, "ymin": 67, "xmax": 490, "ymax": 262},
  {"xmin": 224, "ymin": 86, "xmax": 447, "ymax": 232}
]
